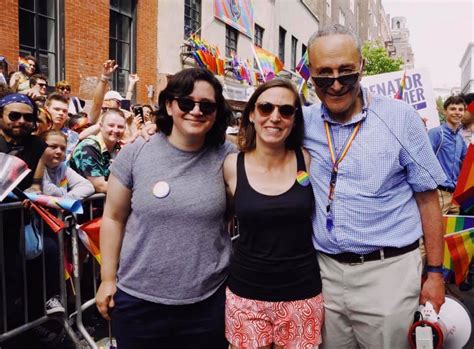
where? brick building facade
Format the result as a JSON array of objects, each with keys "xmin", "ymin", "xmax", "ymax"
[{"xmin": 0, "ymin": 0, "xmax": 157, "ymax": 104}]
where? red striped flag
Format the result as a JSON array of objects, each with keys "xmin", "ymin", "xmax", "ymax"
[
  {"xmin": 453, "ymin": 144, "xmax": 474, "ymax": 211},
  {"xmin": 78, "ymin": 217, "xmax": 101, "ymax": 264}
]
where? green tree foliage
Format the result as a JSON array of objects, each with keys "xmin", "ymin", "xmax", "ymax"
[
  {"xmin": 436, "ymin": 96, "xmax": 446, "ymax": 123},
  {"xmin": 362, "ymin": 41, "xmax": 404, "ymax": 76}
]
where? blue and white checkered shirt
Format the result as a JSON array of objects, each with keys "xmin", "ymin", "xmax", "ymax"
[{"xmin": 303, "ymin": 88, "xmax": 446, "ymax": 254}]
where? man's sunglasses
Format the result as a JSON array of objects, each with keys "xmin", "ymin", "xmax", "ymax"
[
  {"xmin": 174, "ymin": 97, "xmax": 217, "ymax": 115},
  {"xmin": 38, "ymin": 83, "xmax": 47, "ymax": 88},
  {"xmin": 255, "ymin": 102, "xmax": 297, "ymax": 118},
  {"xmin": 311, "ymin": 72, "xmax": 360, "ymax": 89},
  {"xmin": 7, "ymin": 111, "xmax": 35, "ymax": 123}
]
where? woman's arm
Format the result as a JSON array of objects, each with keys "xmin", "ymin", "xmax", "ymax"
[
  {"xmin": 96, "ymin": 174, "xmax": 132, "ymax": 320},
  {"xmin": 89, "ymin": 60, "xmax": 118, "ymax": 125},
  {"xmin": 223, "ymin": 153, "xmax": 238, "ymax": 221}
]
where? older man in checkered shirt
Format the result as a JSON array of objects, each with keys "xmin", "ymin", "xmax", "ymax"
[{"xmin": 303, "ymin": 24, "xmax": 446, "ymax": 349}]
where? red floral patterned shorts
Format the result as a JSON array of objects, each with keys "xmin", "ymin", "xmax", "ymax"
[{"xmin": 225, "ymin": 288, "xmax": 324, "ymax": 349}]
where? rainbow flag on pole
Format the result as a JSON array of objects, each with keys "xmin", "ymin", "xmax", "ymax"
[
  {"xmin": 253, "ymin": 46, "xmax": 283, "ymax": 81},
  {"xmin": 295, "ymin": 51, "xmax": 310, "ymax": 81},
  {"xmin": 444, "ymin": 228, "xmax": 474, "ymax": 285},
  {"xmin": 394, "ymin": 71, "xmax": 406, "ymax": 100}
]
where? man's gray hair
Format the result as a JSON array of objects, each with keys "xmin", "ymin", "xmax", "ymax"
[{"xmin": 308, "ymin": 24, "xmax": 362, "ymax": 57}]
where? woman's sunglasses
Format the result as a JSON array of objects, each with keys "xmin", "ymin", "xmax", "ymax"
[
  {"xmin": 174, "ymin": 97, "xmax": 217, "ymax": 115},
  {"xmin": 7, "ymin": 111, "xmax": 35, "ymax": 123},
  {"xmin": 255, "ymin": 102, "xmax": 297, "ymax": 118},
  {"xmin": 311, "ymin": 72, "xmax": 360, "ymax": 89}
]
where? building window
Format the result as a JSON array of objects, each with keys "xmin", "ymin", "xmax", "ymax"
[
  {"xmin": 339, "ymin": 9, "xmax": 346, "ymax": 26},
  {"xmin": 184, "ymin": 0, "xmax": 201, "ymax": 39},
  {"xmin": 109, "ymin": 0, "xmax": 136, "ymax": 95},
  {"xmin": 225, "ymin": 25, "xmax": 238, "ymax": 57},
  {"xmin": 326, "ymin": 0, "xmax": 331, "ymax": 17},
  {"xmin": 302, "ymin": 43, "xmax": 307, "ymax": 57},
  {"xmin": 19, "ymin": 0, "xmax": 57, "ymax": 83},
  {"xmin": 254, "ymin": 24, "xmax": 264, "ymax": 48},
  {"xmin": 279, "ymin": 27, "xmax": 286, "ymax": 63},
  {"xmin": 291, "ymin": 36, "xmax": 298, "ymax": 70}
]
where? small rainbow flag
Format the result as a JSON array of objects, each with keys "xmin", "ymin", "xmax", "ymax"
[
  {"xmin": 254, "ymin": 46, "xmax": 284, "ymax": 81},
  {"xmin": 394, "ymin": 71, "xmax": 406, "ymax": 100},
  {"xmin": 296, "ymin": 170, "xmax": 310, "ymax": 186},
  {"xmin": 295, "ymin": 51, "xmax": 310, "ymax": 81},
  {"xmin": 18, "ymin": 56, "xmax": 30, "ymax": 71},
  {"xmin": 444, "ymin": 228, "xmax": 474, "ymax": 285},
  {"xmin": 78, "ymin": 217, "xmax": 101, "ymax": 264}
]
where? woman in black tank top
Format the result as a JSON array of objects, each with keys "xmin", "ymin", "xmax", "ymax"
[{"xmin": 223, "ymin": 79, "xmax": 323, "ymax": 349}]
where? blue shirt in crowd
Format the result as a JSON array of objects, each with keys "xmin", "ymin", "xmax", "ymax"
[
  {"xmin": 428, "ymin": 123, "xmax": 467, "ymax": 190},
  {"xmin": 303, "ymin": 88, "xmax": 446, "ymax": 254}
]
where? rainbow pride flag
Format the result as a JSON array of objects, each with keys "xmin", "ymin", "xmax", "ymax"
[
  {"xmin": 295, "ymin": 51, "xmax": 310, "ymax": 81},
  {"xmin": 443, "ymin": 215, "xmax": 474, "ymax": 270},
  {"xmin": 444, "ymin": 228, "xmax": 474, "ymax": 285},
  {"xmin": 394, "ymin": 71, "xmax": 406, "ymax": 100},
  {"xmin": 18, "ymin": 56, "xmax": 30, "ymax": 71},
  {"xmin": 254, "ymin": 46, "xmax": 283, "ymax": 81},
  {"xmin": 77, "ymin": 218, "xmax": 101, "ymax": 264},
  {"xmin": 453, "ymin": 144, "xmax": 474, "ymax": 211}
]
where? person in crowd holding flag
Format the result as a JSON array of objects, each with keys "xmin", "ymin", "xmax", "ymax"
[
  {"xmin": 95, "ymin": 68, "xmax": 234, "ymax": 348},
  {"xmin": 304, "ymin": 24, "xmax": 446, "ymax": 348},
  {"xmin": 460, "ymin": 93, "xmax": 474, "ymax": 146},
  {"xmin": 40, "ymin": 130, "xmax": 94, "ymax": 200},
  {"xmin": 428, "ymin": 95, "xmax": 467, "ymax": 215},
  {"xmin": 9, "ymin": 56, "xmax": 39, "ymax": 93},
  {"xmin": 223, "ymin": 79, "xmax": 323, "ymax": 349},
  {"xmin": 70, "ymin": 109, "xmax": 125, "ymax": 193}
]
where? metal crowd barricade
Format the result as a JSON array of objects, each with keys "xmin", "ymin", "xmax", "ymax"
[
  {"xmin": 0, "ymin": 200, "xmax": 80, "ymax": 347},
  {"xmin": 66, "ymin": 193, "xmax": 106, "ymax": 349}
]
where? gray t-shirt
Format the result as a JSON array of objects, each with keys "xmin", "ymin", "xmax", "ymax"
[{"xmin": 110, "ymin": 133, "xmax": 235, "ymax": 305}]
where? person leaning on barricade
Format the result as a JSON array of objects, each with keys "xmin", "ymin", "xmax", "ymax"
[
  {"xmin": 70, "ymin": 108, "xmax": 125, "ymax": 193},
  {"xmin": 95, "ymin": 67, "xmax": 235, "ymax": 348},
  {"xmin": 0, "ymin": 89, "xmax": 66, "ymax": 344}
]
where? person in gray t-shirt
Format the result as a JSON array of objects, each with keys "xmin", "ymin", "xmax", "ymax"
[{"xmin": 95, "ymin": 68, "xmax": 235, "ymax": 348}]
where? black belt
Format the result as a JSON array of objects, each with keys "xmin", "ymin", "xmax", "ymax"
[
  {"xmin": 322, "ymin": 240, "xmax": 419, "ymax": 264},
  {"xmin": 438, "ymin": 185, "xmax": 454, "ymax": 193}
]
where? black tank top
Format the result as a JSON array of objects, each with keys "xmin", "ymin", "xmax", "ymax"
[{"xmin": 228, "ymin": 149, "xmax": 322, "ymax": 301}]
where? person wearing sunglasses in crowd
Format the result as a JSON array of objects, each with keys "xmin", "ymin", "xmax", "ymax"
[
  {"xmin": 223, "ymin": 79, "xmax": 323, "ymax": 349},
  {"xmin": 303, "ymin": 24, "xmax": 446, "ymax": 348},
  {"xmin": 9, "ymin": 55, "xmax": 39, "ymax": 93},
  {"xmin": 55, "ymin": 80, "xmax": 84, "ymax": 115},
  {"xmin": 26, "ymin": 74, "xmax": 48, "ymax": 98},
  {"xmin": 95, "ymin": 68, "xmax": 234, "ymax": 348}
]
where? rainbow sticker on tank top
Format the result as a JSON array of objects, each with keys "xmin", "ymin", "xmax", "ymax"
[{"xmin": 296, "ymin": 171, "xmax": 310, "ymax": 187}]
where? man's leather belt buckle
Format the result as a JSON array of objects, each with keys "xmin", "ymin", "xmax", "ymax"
[{"xmin": 325, "ymin": 240, "xmax": 419, "ymax": 265}]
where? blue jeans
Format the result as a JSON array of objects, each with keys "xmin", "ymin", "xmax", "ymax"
[{"xmin": 111, "ymin": 283, "xmax": 227, "ymax": 349}]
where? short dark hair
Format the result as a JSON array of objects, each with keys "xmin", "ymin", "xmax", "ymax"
[
  {"xmin": 238, "ymin": 78, "xmax": 304, "ymax": 152},
  {"xmin": 444, "ymin": 95, "xmax": 466, "ymax": 110},
  {"xmin": 156, "ymin": 68, "xmax": 231, "ymax": 147},
  {"xmin": 46, "ymin": 92, "xmax": 69, "ymax": 107},
  {"xmin": 30, "ymin": 73, "xmax": 48, "ymax": 87}
]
